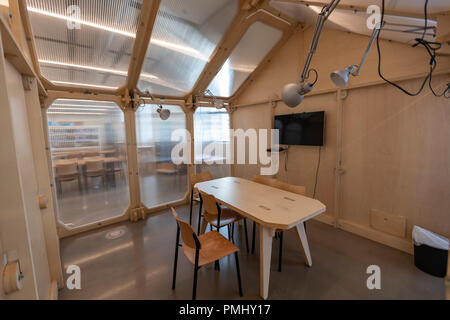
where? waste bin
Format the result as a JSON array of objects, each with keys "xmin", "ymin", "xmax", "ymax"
[{"xmin": 413, "ymin": 226, "xmax": 449, "ymax": 278}]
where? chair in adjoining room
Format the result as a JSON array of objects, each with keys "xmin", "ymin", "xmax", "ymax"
[
  {"xmin": 104, "ymin": 158, "xmax": 124, "ymax": 188},
  {"xmin": 83, "ymin": 159, "xmax": 105, "ymax": 191},
  {"xmin": 55, "ymin": 161, "xmax": 82, "ymax": 198},
  {"xmin": 198, "ymin": 191, "xmax": 249, "ymax": 253},
  {"xmin": 252, "ymin": 175, "xmax": 306, "ymax": 272},
  {"xmin": 189, "ymin": 171, "xmax": 213, "ymax": 228},
  {"xmin": 171, "ymin": 208, "xmax": 243, "ymax": 300}
]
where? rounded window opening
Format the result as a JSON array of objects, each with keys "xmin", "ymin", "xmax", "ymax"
[
  {"xmin": 136, "ymin": 104, "xmax": 188, "ymax": 208},
  {"xmin": 47, "ymin": 99, "xmax": 130, "ymax": 229}
]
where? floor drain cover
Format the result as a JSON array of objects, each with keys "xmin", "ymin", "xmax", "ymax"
[{"xmin": 106, "ymin": 228, "xmax": 126, "ymax": 240}]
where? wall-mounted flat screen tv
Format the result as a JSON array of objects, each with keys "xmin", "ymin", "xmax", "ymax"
[{"xmin": 274, "ymin": 111, "xmax": 325, "ymax": 146}]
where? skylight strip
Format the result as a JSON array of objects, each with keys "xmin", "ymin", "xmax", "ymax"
[
  {"xmin": 29, "ymin": 7, "xmax": 207, "ymax": 61},
  {"xmin": 39, "ymin": 60, "xmax": 158, "ymax": 81},
  {"xmin": 27, "ymin": 6, "xmax": 136, "ymax": 38},
  {"xmin": 51, "ymin": 81, "xmax": 118, "ymax": 90}
]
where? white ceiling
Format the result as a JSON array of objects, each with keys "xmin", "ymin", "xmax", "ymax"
[{"xmin": 270, "ymin": 0, "xmax": 448, "ymax": 43}]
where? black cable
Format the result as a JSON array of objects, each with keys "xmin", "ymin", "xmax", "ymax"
[
  {"xmin": 376, "ymin": 0, "xmax": 429, "ymax": 96},
  {"xmin": 313, "ymin": 146, "xmax": 321, "ymax": 199},
  {"xmin": 376, "ymin": 0, "xmax": 449, "ymax": 99},
  {"xmin": 306, "ymin": 68, "xmax": 319, "ymax": 85}
]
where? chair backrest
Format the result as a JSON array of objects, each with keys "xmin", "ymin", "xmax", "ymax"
[
  {"xmin": 190, "ymin": 171, "xmax": 213, "ymax": 188},
  {"xmin": 158, "ymin": 162, "xmax": 176, "ymax": 171},
  {"xmin": 83, "ymin": 150, "xmax": 99, "ymax": 158},
  {"xmin": 199, "ymin": 191, "xmax": 219, "ymax": 216},
  {"xmin": 171, "ymin": 208, "xmax": 200, "ymax": 249},
  {"xmin": 85, "ymin": 159, "xmax": 104, "ymax": 172},
  {"xmin": 253, "ymin": 175, "xmax": 306, "ymax": 196},
  {"xmin": 56, "ymin": 161, "xmax": 78, "ymax": 176},
  {"xmin": 253, "ymin": 175, "xmax": 279, "ymax": 188}
]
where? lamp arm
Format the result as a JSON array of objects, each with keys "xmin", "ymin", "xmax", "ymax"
[
  {"xmin": 353, "ymin": 22, "xmax": 384, "ymax": 76},
  {"xmin": 300, "ymin": 0, "xmax": 341, "ymax": 82}
]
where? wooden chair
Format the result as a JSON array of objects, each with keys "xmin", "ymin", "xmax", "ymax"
[
  {"xmin": 199, "ymin": 192, "xmax": 249, "ymax": 253},
  {"xmin": 105, "ymin": 159, "xmax": 123, "ymax": 188},
  {"xmin": 83, "ymin": 159, "xmax": 105, "ymax": 191},
  {"xmin": 55, "ymin": 161, "xmax": 82, "ymax": 198},
  {"xmin": 189, "ymin": 171, "xmax": 213, "ymax": 229},
  {"xmin": 251, "ymin": 175, "xmax": 306, "ymax": 272},
  {"xmin": 171, "ymin": 208, "xmax": 243, "ymax": 300}
]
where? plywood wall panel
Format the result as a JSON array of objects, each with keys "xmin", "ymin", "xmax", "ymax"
[
  {"xmin": 233, "ymin": 26, "xmax": 450, "ymax": 251},
  {"xmin": 341, "ymin": 75, "xmax": 450, "ymax": 239},
  {"xmin": 232, "ymin": 91, "xmax": 337, "ymax": 218}
]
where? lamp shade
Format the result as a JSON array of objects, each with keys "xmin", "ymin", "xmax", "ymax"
[
  {"xmin": 157, "ymin": 107, "xmax": 171, "ymax": 120},
  {"xmin": 330, "ymin": 69, "xmax": 350, "ymax": 87},
  {"xmin": 282, "ymin": 83, "xmax": 304, "ymax": 108}
]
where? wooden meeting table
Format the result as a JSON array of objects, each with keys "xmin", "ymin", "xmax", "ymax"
[{"xmin": 195, "ymin": 177, "xmax": 326, "ymax": 299}]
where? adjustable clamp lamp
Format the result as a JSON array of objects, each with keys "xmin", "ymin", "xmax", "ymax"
[{"xmin": 282, "ymin": 0, "xmax": 341, "ymax": 108}]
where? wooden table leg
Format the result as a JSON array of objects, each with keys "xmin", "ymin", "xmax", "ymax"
[
  {"xmin": 260, "ymin": 225, "xmax": 274, "ymax": 299},
  {"xmin": 296, "ymin": 222, "xmax": 312, "ymax": 267}
]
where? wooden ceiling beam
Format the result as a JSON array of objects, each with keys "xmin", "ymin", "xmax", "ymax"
[
  {"xmin": 191, "ymin": 0, "xmax": 297, "ymax": 100},
  {"xmin": 126, "ymin": 0, "xmax": 161, "ymax": 91}
]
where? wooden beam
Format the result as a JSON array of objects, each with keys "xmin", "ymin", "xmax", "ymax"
[
  {"xmin": 17, "ymin": 0, "xmax": 41, "ymax": 77},
  {"xmin": 0, "ymin": 15, "xmax": 46, "ymax": 96},
  {"xmin": 126, "ymin": 0, "xmax": 161, "ymax": 91},
  {"xmin": 191, "ymin": 0, "xmax": 296, "ymax": 98},
  {"xmin": 272, "ymin": 0, "xmax": 428, "ymax": 20},
  {"xmin": 190, "ymin": 2, "xmax": 252, "ymax": 97}
]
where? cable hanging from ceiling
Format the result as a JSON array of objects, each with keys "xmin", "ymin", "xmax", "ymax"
[{"xmin": 377, "ymin": 0, "xmax": 450, "ymax": 99}]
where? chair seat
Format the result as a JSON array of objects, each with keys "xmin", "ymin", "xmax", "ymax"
[
  {"xmin": 204, "ymin": 208, "xmax": 243, "ymax": 228},
  {"xmin": 182, "ymin": 231, "xmax": 238, "ymax": 267},
  {"xmin": 85, "ymin": 171, "xmax": 104, "ymax": 177},
  {"xmin": 56, "ymin": 174, "xmax": 79, "ymax": 181}
]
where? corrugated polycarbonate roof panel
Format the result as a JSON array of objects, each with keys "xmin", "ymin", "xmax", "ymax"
[
  {"xmin": 137, "ymin": 0, "xmax": 239, "ymax": 97},
  {"xmin": 207, "ymin": 21, "xmax": 283, "ymax": 98},
  {"xmin": 27, "ymin": 0, "xmax": 144, "ymax": 90}
]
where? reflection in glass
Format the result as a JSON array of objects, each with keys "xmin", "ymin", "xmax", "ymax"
[
  {"xmin": 136, "ymin": 104, "xmax": 188, "ymax": 208},
  {"xmin": 138, "ymin": 0, "xmax": 238, "ymax": 96},
  {"xmin": 47, "ymin": 99, "xmax": 129, "ymax": 229},
  {"xmin": 207, "ymin": 22, "xmax": 283, "ymax": 97},
  {"xmin": 194, "ymin": 107, "xmax": 230, "ymax": 178}
]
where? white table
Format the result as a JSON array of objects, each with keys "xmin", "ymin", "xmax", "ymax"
[{"xmin": 195, "ymin": 177, "xmax": 326, "ymax": 299}]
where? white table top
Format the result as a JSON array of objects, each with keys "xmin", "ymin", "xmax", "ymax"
[{"xmin": 195, "ymin": 177, "xmax": 326, "ymax": 230}]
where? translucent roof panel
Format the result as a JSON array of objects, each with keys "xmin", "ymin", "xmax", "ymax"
[
  {"xmin": 207, "ymin": 22, "xmax": 283, "ymax": 98},
  {"xmin": 138, "ymin": 0, "xmax": 239, "ymax": 97},
  {"xmin": 27, "ymin": 0, "xmax": 144, "ymax": 90}
]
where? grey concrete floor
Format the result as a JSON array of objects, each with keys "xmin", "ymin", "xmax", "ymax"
[{"xmin": 58, "ymin": 205, "xmax": 446, "ymax": 300}]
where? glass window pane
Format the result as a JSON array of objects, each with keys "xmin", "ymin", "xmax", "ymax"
[
  {"xmin": 138, "ymin": 0, "xmax": 239, "ymax": 97},
  {"xmin": 27, "ymin": 0, "xmax": 143, "ymax": 90},
  {"xmin": 47, "ymin": 99, "xmax": 130, "ymax": 229},
  {"xmin": 136, "ymin": 104, "xmax": 188, "ymax": 208},
  {"xmin": 194, "ymin": 107, "xmax": 230, "ymax": 178},
  {"xmin": 207, "ymin": 21, "xmax": 283, "ymax": 97}
]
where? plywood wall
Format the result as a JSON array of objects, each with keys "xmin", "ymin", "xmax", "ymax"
[
  {"xmin": 0, "ymin": 35, "xmax": 52, "ymax": 299},
  {"xmin": 232, "ymin": 26, "xmax": 450, "ymax": 252}
]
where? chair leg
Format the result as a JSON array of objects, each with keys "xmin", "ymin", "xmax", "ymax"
[
  {"xmin": 251, "ymin": 221, "xmax": 256, "ymax": 254},
  {"xmin": 77, "ymin": 177, "xmax": 83, "ymax": 195},
  {"xmin": 192, "ymin": 250, "xmax": 200, "ymax": 300},
  {"xmin": 227, "ymin": 225, "xmax": 231, "ymax": 240},
  {"xmin": 172, "ymin": 227, "xmax": 180, "ymax": 290},
  {"xmin": 197, "ymin": 198, "xmax": 203, "ymax": 235},
  {"xmin": 243, "ymin": 219, "xmax": 249, "ymax": 253},
  {"xmin": 234, "ymin": 252, "xmax": 243, "ymax": 297},
  {"xmin": 278, "ymin": 231, "xmax": 284, "ymax": 273},
  {"xmin": 189, "ymin": 191, "xmax": 194, "ymax": 225}
]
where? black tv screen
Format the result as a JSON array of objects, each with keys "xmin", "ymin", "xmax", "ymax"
[{"xmin": 274, "ymin": 111, "xmax": 325, "ymax": 146}]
